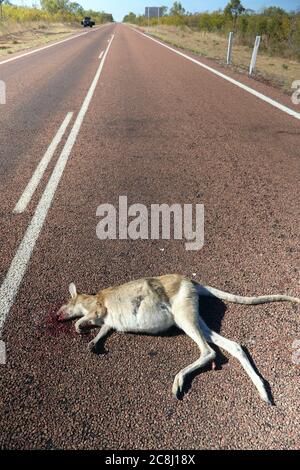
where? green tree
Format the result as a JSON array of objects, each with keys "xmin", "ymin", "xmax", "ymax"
[
  {"xmin": 160, "ymin": 6, "xmax": 168, "ymax": 16},
  {"xmin": 0, "ymin": 0, "xmax": 10, "ymax": 20},
  {"xmin": 170, "ymin": 1, "xmax": 185, "ymax": 16},
  {"xmin": 40, "ymin": 0, "xmax": 70, "ymax": 14},
  {"xmin": 224, "ymin": 0, "xmax": 245, "ymax": 30},
  {"xmin": 68, "ymin": 2, "xmax": 83, "ymax": 15},
  {"xmin": 199, "ymin": 12, "xmax": 212, "ymax": 31},
  {"xmin": 265, "ymin": 7, "xmax": 290, "ymax": 46},
  {"xmin": 262, "ymin": 7, "xmax": 286, "ymax": 17},
  {"xmin": 123, "ymin": 12, "xmax": 137, "ymax": 23}
]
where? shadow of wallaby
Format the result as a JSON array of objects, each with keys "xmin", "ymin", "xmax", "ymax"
[{"xmin": 199, "ymin": 295, "xmax": 227, "ymax": 333}]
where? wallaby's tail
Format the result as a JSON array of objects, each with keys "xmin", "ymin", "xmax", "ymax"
[{"xmin": 196, "ymin": 284, "xmax": 300, "ymax": 305}]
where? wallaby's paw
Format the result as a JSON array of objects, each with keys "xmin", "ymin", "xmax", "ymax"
[
  {"xmin": 75, "ymin": 323, "xmax": 82, "ymax": 334},
  {"xmin": 260, "ymin": 389, "xmax": 273, "ymax": 405},
  {"xmin": 257, "ymin": 379, "xmax": 273, "ymax": 405},
  {"xmin": 87, "ymin": 340, "xmax": 96, "ymax": 353},
  {"xmin": 172, "ymin": 372, "xmax": 184, "ymax": 399}
]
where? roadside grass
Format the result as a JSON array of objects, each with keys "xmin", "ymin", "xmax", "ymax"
[
  {"xmin": 136, "ymin": 25, "xmax": 300, "ymax": 94},
  {"xmin": 0, "ymin": 22, "xmax": 81, "ymax": 57}
]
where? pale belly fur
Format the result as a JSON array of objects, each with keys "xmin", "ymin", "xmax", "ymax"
[{"xmin": 104, "ymin": 292, "xmax": 175, "ymax": 334}]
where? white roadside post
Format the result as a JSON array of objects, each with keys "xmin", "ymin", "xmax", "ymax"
[
  {"xmin": 0, "ymin": 340, "xmax": 6, "ymax": 364},
  {"xmin": 0, "ymin": 80, "xmax": 5, "ymax": 104},
  {"xmin": 227, "ymin": 32, "xmax": 234, "ymax": 65},
  {"xmin": 147, "ymin": 7, "xmax": 150, "ymax": 32},
  {"xmin": 157, "ymin": 6, "xmax": 160, "ymax": 32},
  {"xmin": 249, "ymin": 35, "xmax": 261, "ymax": 76}
]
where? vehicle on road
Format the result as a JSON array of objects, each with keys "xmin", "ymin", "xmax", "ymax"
[{"xmin": 81, "ymin": 17, "xmax": 95, "ymax": 27}]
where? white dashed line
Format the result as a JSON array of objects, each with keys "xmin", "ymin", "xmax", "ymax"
[
  {"xmin": 0, "ymin": 34, "xmax": 115, "ymax": 335},
  {"xmin": 13, "ymin": 112, "xmax": 73, "ymax": 214}
]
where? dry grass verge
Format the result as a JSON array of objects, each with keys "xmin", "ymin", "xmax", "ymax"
[{"xmin": 0, "ymin": 22, "xmax": 81, "ymax": 57}]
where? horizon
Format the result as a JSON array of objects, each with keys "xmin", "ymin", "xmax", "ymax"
[{"xmin": 12, "ymin": 1, "xmax": 300, "ymax": 22}]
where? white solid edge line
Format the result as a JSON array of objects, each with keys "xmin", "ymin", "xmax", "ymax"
[
  {"xmin": 0, "ymin": 34, "xmax": 115, "ymax": 335},
  {"xmin": 13, "ymin": 112, "xmax": 73, "ymax": 214},
  {"xmin": 130, "ymin": 26, "xmax": 300, "ymax": 121},
  {"xmin": 0, "ymin": 23, "xmax": 111, "ymax": 67},
  {"xmin": 99, "ymin": 50, "xmax": 104, "ymax": 60}
]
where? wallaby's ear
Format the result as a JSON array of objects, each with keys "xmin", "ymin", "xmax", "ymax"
[{"xmin": 69, "ymin": 283, "xmax": 77, "ymax": 299}]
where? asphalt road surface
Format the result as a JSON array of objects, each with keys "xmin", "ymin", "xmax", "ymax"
[{"xmin": 0, "ymin": 23, "xmax": 299, "ymax": 450}]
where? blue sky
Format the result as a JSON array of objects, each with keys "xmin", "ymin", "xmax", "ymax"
[{"xmin": 14, "ymin": 1, "xmax": 300, "ymax": 21}]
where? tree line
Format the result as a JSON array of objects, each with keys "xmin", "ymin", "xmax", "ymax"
[
  {"xmin": 123, "ymin": 1, "xmax": 300, "ymax": 60},
  {"xmin": 0, "ymin": 0, "xmax": 113, "ymax": 24}
]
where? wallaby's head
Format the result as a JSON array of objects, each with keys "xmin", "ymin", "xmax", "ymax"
[{"xmin": 56, "ymin": 283, "xmax": 102, "ymax": 321}]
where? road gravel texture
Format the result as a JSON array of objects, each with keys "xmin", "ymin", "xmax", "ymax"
[{"xmin": 0, "ymin": 24, "xmax": 299, "ymax": 450}]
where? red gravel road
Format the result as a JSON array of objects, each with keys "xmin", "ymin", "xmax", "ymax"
[{"xmin": 0, "ymin": 23, "xmax": 299, "ymax": 450}]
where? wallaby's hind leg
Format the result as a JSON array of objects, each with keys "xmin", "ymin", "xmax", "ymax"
[
  {"xmin": 172, "ymin": 295, "xmax": 216, "ymax": 398},
  {"xmin": 198, "ymin": 316, "xmax": 271, "ymax": 404}
]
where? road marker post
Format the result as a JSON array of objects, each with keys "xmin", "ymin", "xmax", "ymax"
[
  {"xmin": 249, "ymin": 36, "xmax": 261, "ymax": 76},
  {"xmin": 0, "ymin": 79, "xmax": 5, "ymax": 104},
  {"xmin": 0, "ymin": 340, "xmax": 6, "ymax": 364},
  {"xmin": 226, "ymin": 32, "xmax": 234, "ymax": 65}
]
